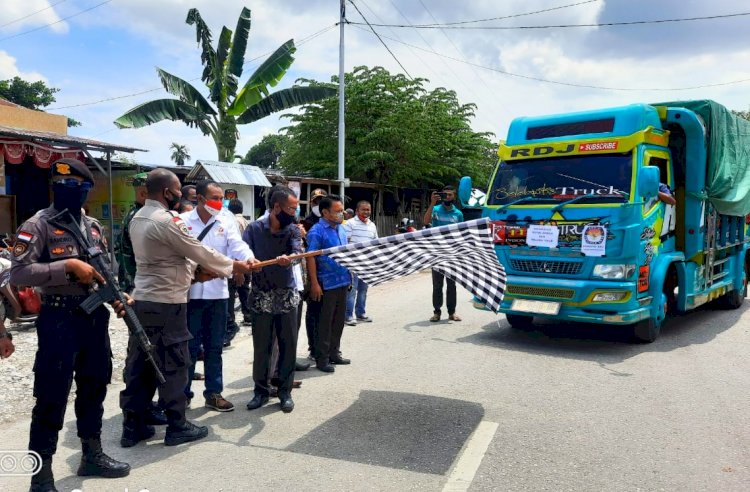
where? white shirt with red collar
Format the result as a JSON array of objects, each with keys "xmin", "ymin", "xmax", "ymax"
[{"xmin": 179, "ymin": 208, "xmax": 254, "ymax": 300}]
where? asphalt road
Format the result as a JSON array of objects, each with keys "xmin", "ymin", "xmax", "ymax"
[{"xmin": 1, "ymin": 270, "xmax": 748, "ymax": 491}]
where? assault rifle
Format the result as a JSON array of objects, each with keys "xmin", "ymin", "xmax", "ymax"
[{"xmin": 49, "ymin": 210, "xmax": 166, "ymax": 384}]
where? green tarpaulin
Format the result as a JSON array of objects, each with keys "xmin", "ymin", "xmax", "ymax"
[{"xmin": 657, "ymin": 100, "xmax": 750, "ymax": 217}]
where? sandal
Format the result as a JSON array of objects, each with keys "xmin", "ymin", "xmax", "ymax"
[
  {"xmin": 429, "ymin": 314, "xmax": 440, "ymax": 322},
  {"xmin": 448, "ymin": 314, "xmax": 462, "ymax": 322},
  {"xmin": 193, "ymin": 372, "xmax": 205, "ymax": 381}
]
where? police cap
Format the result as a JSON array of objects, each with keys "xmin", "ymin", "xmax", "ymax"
[
  {"xmin": 51, "ymin": 158, "xmax": 94, "ymax": 183},
  {"xmin": 131, "ymin": 172, "xmax": 148, "ymax": 187},
  {"xmin": 310, "ymin": 188, "xmax": 327, "ymax": 201}
]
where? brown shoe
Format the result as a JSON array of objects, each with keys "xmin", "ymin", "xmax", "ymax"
[
  {"xmin": 205, "ymin": 394, "xmax": 235, "ymax": 412},
  {"xmin": 430, "ymin": 314, "xmax": 440, "ymax": 322},
  {"xmin": 448, "ymin": 314, "xmax": 462, "ymax": 321}
]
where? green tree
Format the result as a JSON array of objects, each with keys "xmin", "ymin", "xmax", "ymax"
[
  {"xmin": 170, "ymin": 142, "xmax": 191, "ymax": 166},
  {"xmin": 241, "ymin": 133, "xmax": 289, "ymax": 168},
  {"xmin": 733, "ymin": 108, "xmax": 750, "ymax": 121},
  {"xmin": 0, "ymin": 76, "xmax": 81, "ymax": 127},
  {"xmin": 113, "ymin": 7, "xmax": 335, "ymax": 162},
  {"xmin": 280, "ymin": 66, "xmax": 496, "ymax": 188}
]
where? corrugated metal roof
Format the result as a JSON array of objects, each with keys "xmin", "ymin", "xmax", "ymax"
[
  {"xmin": 187, "ymin": 160, "xmax": 272, "ymax": 187},
  {"xmin": 0, "ymin": 124, "xmax": 145, "ymax": 153}
]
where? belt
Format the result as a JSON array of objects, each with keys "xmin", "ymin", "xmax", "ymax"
[{"xmin": 41, "ymin": 294, "xmax": 89, "ymax": 309}]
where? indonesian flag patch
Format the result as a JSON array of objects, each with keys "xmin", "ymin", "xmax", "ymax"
[
  {"xmin": 172, "ymin": 216, "xmax": 190, "ymax": 236},
  {"xmin": 17, "ymin": 231, "xmax": 34, "ymax": 242}
]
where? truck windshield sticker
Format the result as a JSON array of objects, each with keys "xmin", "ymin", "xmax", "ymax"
[
  {"xmin": 489, "ymin": 154, "xmax": 632, "ymax": 205},
  {"xmin": 581, "ymin": 225, "xmax": 607, "ymax": 256}
]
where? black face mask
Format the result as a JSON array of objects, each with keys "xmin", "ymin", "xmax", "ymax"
[
  {"xmin": 165, "ymin": 190, "xmax": 181, "ymax": 210},
  {"xmin": 442, "ymin": 199, "xmax": 454, "ymax": 207},
  {"xmin": 276, "ymin": 209, "xmax": 296, "ymax": 228},
  {"xmin": 53, "ymin": 182, "xmax": 89, "ymax": 217}
]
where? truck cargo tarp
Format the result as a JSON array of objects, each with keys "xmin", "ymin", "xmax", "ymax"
[{"xmin": 657, "ymin": 100, "xmax": 750, "ymax": 217}]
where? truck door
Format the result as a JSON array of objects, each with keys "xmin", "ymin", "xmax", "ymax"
[{"xmin": 643, "ymin": 151, "xmax": 676, "ymax": 240}]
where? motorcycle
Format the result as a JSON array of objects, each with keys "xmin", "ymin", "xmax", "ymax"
[{"xmin": 0, "ymin": 237, "xmax": 40, "ymax": 324}]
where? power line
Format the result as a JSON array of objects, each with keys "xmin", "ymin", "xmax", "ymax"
[
  {"xmin": 47, "ymin": 23, "xmax": 338, "ymax": 111},
  {"xmin": 0, "ymin": 0, "xmax": 115, "ymax": 42},
  {"xmin": 0, "ymin": 0, "xmax": 69, "ymax": 29},
  {"xmin": 416, "ymin": 0, "xmax": 600, "ymax": 27},
  {"xmin": 347, "ymin": 0, "xmax": 412, "ymax": 79},
  {"xmin": 348, "ymin": 10, "xmax": 750, "ymax": 30},
  {"xmin": 351, "ymin": 24, "xmax": 750, "ymax": 92}
]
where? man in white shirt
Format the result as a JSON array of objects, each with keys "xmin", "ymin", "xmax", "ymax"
[
  {"xmin": 342, "ymin": 201, "xmax": 378, "ymax": 326},
  {"xmin": 180, "ymin": 180, "xmax": 255, "ymax": 412}
]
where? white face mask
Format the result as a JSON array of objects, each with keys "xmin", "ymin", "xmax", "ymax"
[
  {"xmin": 204, "ymin": 202, "xmax": 222, "ymax": 217},
  {"xmin": 312, "ymin": 205, "xmax": 321, "ymax": 217}
]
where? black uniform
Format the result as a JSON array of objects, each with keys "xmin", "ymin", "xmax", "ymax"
[
  {"xmin": 301, "ymin": 212, "xmax": 322, "ymax": 356},
  {"xmin": 10, "ymin": 158, "xmax": 130, "ymax": 490}
]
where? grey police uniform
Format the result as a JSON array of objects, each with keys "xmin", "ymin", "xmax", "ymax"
[
  {"xmin": 119, "ymin": 199, "xmax": 234, "ymax": 426},
  {"xmin": 10, "ymin": 207, "xmax": 112, "ymax": 461}
]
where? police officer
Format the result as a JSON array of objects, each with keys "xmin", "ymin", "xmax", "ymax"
[
  {"xmin": 115, "ymin": 171, "xmax": 168, "ymax": 431},
  {"xmin": 119, "ymin": 168, "xmax": 258, "ymax": 447},
  {"xmin": 116, "ymin": 172, "xmax": 147, "ymax": 293},
  {"xmin": 10, "ymin": 158, "xmax": 131, "ymax": 492}
]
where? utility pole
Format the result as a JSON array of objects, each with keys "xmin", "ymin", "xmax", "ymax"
[{"xmin": 338, "ymin": 0, "xmax": 346, "ymax": 198}]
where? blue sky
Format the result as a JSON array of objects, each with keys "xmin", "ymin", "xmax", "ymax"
[{"xmin": 2, "ymin": 0, "xmax": 749, "ymax": 166}]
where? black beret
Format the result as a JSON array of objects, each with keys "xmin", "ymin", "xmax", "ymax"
[{"xmin": 51, "ymin": 158, "xmax": 94, "ymax": 183}]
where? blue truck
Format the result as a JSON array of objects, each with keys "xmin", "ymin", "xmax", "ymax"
[{"xmin": 460, "ymin": 100, "xmax": 750, "ymax": 342}]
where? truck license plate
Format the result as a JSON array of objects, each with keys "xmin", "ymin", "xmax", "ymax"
[{"xmin": 511, "ymin": 299, "xmax": 561, "ymax": 315}]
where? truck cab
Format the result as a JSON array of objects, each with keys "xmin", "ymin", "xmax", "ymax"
[{"xmin": 461, "ymin": 102, "xmax": 749, "ymax": 342}]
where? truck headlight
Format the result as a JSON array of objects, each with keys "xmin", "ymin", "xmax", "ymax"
[
  {"xmin": 592, "ymin": 291, "xmax": 629, "ymax": 302},
  {"xmin": 592, "ymin": 264, "xmax": 636, "ymax": 280}
]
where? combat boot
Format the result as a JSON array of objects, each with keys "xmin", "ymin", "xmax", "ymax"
[
  {"xmin": 164, "ymin": 419, "xmax": 208, "ymax": 446},
  {"xmin": 77, "ymin": 437, "xmax": 131, "ymax": 478},
  {"xmin": 29, "ymin": 456, "xmax": 56, "ymax": 492},
  {"xmin": 145, "ymin": 402, "xmax": 168, "ymax": 426},
  {"xmin": 121, "ymin": 412, "xmax": 155, "ymax": 448}
]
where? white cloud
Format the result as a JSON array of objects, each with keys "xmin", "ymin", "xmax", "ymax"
[
  {"xmin": 0, "ymin": 0, "xmax": 68, "ymax": 34},
  {"xmin": 0, "ymin": 50, "xmax": 47, "ymax": 81}
]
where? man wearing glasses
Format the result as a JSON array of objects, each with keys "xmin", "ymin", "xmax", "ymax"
[{"xmin": 11, "ymin": 159, "xmax": 132, "ymax": 491}]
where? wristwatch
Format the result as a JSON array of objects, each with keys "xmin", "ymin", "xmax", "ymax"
[{"xmin": 0, "ymin": 331, "xmax": 12, "ymax": 341}]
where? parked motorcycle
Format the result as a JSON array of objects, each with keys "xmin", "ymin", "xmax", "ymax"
[{"xmin": 0, "ymin": 237, "xmax": 40, "ymax": 324}]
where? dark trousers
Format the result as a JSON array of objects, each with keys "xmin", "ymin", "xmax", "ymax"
[
  {"xmin": 432, "ymin": 270, "xmax": 457, "ymax": 315},
  {"xmin": 30, "ymin": 304, "xmax": 111, "ymax": 459},
  {"xmin": 186, "ymin": 298, "xmax": 228, "ymax": 399},
  {"xmin": 304, "ymin": 297, "xmax": 322, "ymax": 355},
  {"xmin": 120, "ymin": 302, "xmax": 190, "ymax": 425},
  {"xmin": 314, "ymin": 286, "xmax": 348, "ymax": 363},
  {"xmin": 252, "ymin": 308, "xmax": 298, "ymax": 396},
  {"xmin": 229, "ymin": 276, "xmax": 251, "ymax": 319}
]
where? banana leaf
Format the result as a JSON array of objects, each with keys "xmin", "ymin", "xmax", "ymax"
[
  {"xmin": 226, "ymin": 7, "xmax": 251, "ymax": 96},
  {"xmin": 186, "ymin": 8, "xmax": 217, "ymax": 86},
  {"xmin": 114, "ymin": 99, "xmax": 212, "ymax": 136},
  {"xmin": 228, "ymin": 40, "xmax": 296, "ymax": 116},
  {"xmin": 236, "ymin": 86, "xmax": 336, "ymax": 124},
  {"xmin": 156, "ymin": 68, "xmax": 216, "ymax": 116}
]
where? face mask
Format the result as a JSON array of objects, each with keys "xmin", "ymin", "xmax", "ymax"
[
  {"xmin": 53, "ymin": 182, "xmax": 89, "ymax": 217},
  {"xmin": 163, "ymin": 190, "xmax": 181, "ymax": 210},
  {"xmin": 190, "ymin": 200, "xmax": 199, "ymax": 206},
  {"xmin": 442, "ymin": 199, "xmax": 454, "ymax": 207},
  {"xmin": 276, "ymin": 209, "xmax": 296, "ymax": 228},
  {"xmin": 358, "ymin": 213, "xmax": 370, "ymax": 222},
  {"xmin": 205, "ymin": 199, "xmax": 223, "ymax": 216},
  {"xmin": 312, "ymin": 205, "xmax": 321, "ymax": 217},
  {"xmin": 329, "ymin": 211, "xmax": 345, "ymax": 223}
]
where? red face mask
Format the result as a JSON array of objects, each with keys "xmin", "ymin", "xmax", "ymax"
[{"xmin": 205, "ymin": 199, "xmax": 223, "ymax": 216}]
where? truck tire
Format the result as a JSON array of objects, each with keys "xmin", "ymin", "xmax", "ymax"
[
  {"xmin": 717, "ymin": 262, "xmax": 746, "ymax": 310},
  {"xmin": 0, "ymin": 298, "xmax": 6, "ymax": 324},
  {"xmin": 632, "ymin": 317, "xmax": 661, "ymax": 343},
  {"xmin": 506, "ymin": 314, "xmax": 534, "ymax": 330}
]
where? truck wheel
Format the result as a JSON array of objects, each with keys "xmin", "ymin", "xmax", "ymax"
[
  {"xmin": 0, "ymin": 298, "xmax": 6, "ymax": 324},
  {"xmin": 717, "ymin": 263, "xmax": 746, "ymax": 310},
  {"xmin": 506, "ymin": 314, "xmax": 534, "ymax": 330},
  {"xmin": 632, "ymin": 317, "xmax": 661, "ymax": 343}
]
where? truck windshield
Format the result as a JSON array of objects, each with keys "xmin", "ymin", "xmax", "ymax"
[{"xmin": 488, "ymin": 153, "xmax": 632, "ymax": 206}]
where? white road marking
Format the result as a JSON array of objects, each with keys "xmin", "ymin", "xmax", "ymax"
[{"xmin": 443, "ymin": 420, "xmax": 499, "ymax": 492}]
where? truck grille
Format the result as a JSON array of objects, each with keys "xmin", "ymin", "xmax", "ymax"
[
  {"xmin": 506, "ymin": 284, "xmax": 575, "ymax": 300},
  {"xmin": 509, "ymin": 259, "xmax": 583, "ymax": 275}
]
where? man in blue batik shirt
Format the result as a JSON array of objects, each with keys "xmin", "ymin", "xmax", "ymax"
[
  {"xmin": 306, "ymin": 195, "xmax": 352, "ymax": 373},
  {"xmin": 423, "ymin": 184, "xmax": 464, "ymax": 323}
]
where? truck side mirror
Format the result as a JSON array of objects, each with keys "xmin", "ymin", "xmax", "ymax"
[
  {"xmin": 639, "ymin": 166, "xmax": 660, "ymax": 200},
  {"xmin": 458, "ymin": 176, "xmax": 473, "ymax": 207}
]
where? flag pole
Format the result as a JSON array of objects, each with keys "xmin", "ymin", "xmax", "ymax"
[{"xmin": 252, "ymin": 250, "xmax": 323, "ymax": 269}]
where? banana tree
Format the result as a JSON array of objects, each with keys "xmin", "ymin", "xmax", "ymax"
[{"xmin": 114, "ymin": 7, "xmax": 335, "ymax": 162}]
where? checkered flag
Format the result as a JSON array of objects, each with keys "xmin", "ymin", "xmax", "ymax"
[{"xmin": 322, "ymin": 218, "xmax": 506, "ymax": 312}]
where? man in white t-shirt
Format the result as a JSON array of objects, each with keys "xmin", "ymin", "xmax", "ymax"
[{"xmin": 342, "ymin": 201, "xmax": 378, "ymax": 326}]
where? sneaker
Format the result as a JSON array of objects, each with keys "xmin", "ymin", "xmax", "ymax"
[
  {"xmin": 430, "ymin": 313, "xmax": 441, "ymax": 322},
  {"xmin": 205, "ymin": 394, "xmax": 235, "ymax": 412},
  {"xmin": 356, "ymin": 316, "xmax": 373, "ymax": 322},
  {"xmin": 345, "ymin": 318, "xmax": 357, "ymax": 326}
]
